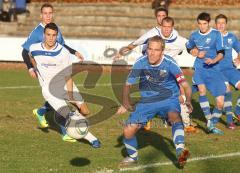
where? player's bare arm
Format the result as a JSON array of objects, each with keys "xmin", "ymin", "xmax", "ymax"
[
  {"xmin": 180, "ymin": 80, "xmax": 193, "ymax": 113},
  {"xmin": 205, "ymin": 50, "xmax": 224, "ymax": 65},
  {"xmin": 117, "ymin": 84, "xmax": 133, "ymax": 114}
]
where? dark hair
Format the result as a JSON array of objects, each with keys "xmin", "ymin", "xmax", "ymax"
[
  {"xmin": 147, "ymin": 35, "xmax": 165, "ymax": 50},
  {"xmin": 215, "ymin": 14, "xmax": 228, "ymax": 23},
  {"xmin": 197, "ymin": 12, "xmax": 211, "ymax": 22},
  {"xmin": 41, "ymin": 3, "xmax": 53, "ymax": 13},
  {"xmin": 154, "ymin": 7, "xmax": 168, "ymax": 17},
  {"xmin": 44, "ymin": 23, "xmax": 58, "ymax": 33},
  {"xmin": 162, "ymin": 16, "xmax": 174, "ymax": 26}
]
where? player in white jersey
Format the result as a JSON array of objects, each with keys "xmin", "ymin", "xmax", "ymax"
[
  {"xmin": 29, "ymin": 23, "xmax": 101, "ymax": 148},
  {"xmin": 115, "ymin": 8, "xmax": 176, "ymax": 58}
]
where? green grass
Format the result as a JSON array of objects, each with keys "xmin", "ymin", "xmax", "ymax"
[{"xmin": 1, "ymin": 68, "xmax": 240, "ymax": 173}]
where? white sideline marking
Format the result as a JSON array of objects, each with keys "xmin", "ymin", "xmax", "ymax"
[
  {"xmin": 0, "ymin": 83, "xmax": 123, "ymax": 90},
  {"xmin": 119, "ymin": 152, "xmax": 240, "ymax": 172}
]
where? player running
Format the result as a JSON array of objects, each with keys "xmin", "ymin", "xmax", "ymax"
[
  {"xmin": 29, "ymin": 23, "xmax": 101, "ymax": 147},
  {"xmin": 215, "ymin": 14, "xmax": 240, "ymax": 129},
  {"xmin": 186, "ymin": 12, "xmax": 226, "ymax": 135}
]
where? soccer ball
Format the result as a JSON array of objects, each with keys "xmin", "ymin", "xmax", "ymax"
[{"xmin": 65, "ymin": 111, "xmax": 89, "ymax": 139}]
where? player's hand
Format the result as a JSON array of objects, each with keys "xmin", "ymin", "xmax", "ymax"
[
  {"xmin": 198, "ymin": 51, "xmax": 206, "ymax": 58},
  {"xmin": 116, "ymin": 105, "xmax": 128, "ymax": 114},
  {"xmin": 233, "ymin": 58, "xmax": 240, "ymax": 68},
  {"xmin": 205, "ymin": 58, "xmax": 215, "ymax": 65},
  {"xmin": 185, "ymin": 102, "xmax": 193, "ymax": 114},
  {"xmin": 190, "ymin": 48, "xmax": 199, "ymax": 57},
  {"xmin": 28, "ymin": 68, "xmax": 37, "ymax": 78},
  {"xmin": 113, "ymin": 52, "xmax": 122, "ymax": 61},
  {"xmin": 75, "ymin": 51, "xmax": 84, "ymax": 61}
]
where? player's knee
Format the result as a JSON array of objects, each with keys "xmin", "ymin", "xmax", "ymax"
[
  {"xmin": 216, "ymin": 100, "xmax": 224, "ymax": 110},
  {"xmin": 123, "ymin": 124, "xmax": 139, "ymax": 139},
  {"xmin": 168, "ymin": 113, "xmax": 181, "ymax": 123}
]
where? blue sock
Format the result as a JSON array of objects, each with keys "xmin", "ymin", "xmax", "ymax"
[
  {"xmin": 37, "ymin": 102, "xmax": 51, "ymax": 116},
  {"xmin": 123, "ymin": 136, "xmax": 138, "ymax": 160},
  {"xmin": 235, "ymin": 96, "xmax": 240, "ymax": 116},
  {"xmin": 224, "ymin": 92, "xmax": 233, "ymax": 124},
  {"xmin": 199, "ymin": 95, "xmax": 212, "ymax": 120},
  {"xmin": 212, "ymin": 108, "xmax": 222, "ymax": 125},
  {"xmin": 60, "ymin": 125, "xmax": 67, "ymax": 136},
  {"xmin": 172, "ymin": 122, "xmax": 184, "ymax": 153}
]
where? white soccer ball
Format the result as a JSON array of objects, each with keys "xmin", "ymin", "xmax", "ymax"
[{"xmin": 65, "ymin": 111, "xmax": 89, "ymax": 139}]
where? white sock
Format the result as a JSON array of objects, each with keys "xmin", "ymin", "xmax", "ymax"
[{"xmin": 83, "ymin": 131, "xmax": 97, "ymax": 143}]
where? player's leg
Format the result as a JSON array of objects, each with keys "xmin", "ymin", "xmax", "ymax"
[
  {"xmin": 233, "ymin": 77, "xmax": 240, "ymax": 120},
  {"xmin": 224, "ymin": 84, "xmax": 235, "ymax": 129},
  {"xmin": 167, "ymin": 101, "xmax": 190, "ymax": 167},
  {"xmin": 120, "ymin": 103, "xmax": 156, "ymax": 166},
  {"xmin": 206, "ymin": 72, "xmax": 226, "ymax": 134},
  {"xmin": 69, "ymin": 86, "xmax": 101, "ymax": 147},
  {"xmin": 33, "ymin": 101, "xmax": 51, "ymax": 128},
  {"xmin": 179, "ymin": 86, "xmax": 196, "ymax": 133}
]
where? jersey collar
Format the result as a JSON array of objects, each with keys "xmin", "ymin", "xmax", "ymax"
[{"xmin": 198, "ymin": 27, "xmax": 212, "ymax": 35}]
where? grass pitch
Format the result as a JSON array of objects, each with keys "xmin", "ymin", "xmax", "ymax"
[{"xmin": 1, "ymin": 67, "xmax": 240, "ymax": 173}]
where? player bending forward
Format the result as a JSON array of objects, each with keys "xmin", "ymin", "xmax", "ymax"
[
  {"xmin": 117, "ymin": 36, "xmax": 192, "ymax": 167},
  {"xmin": 29, "ymin": 23, "xmax": 100, "ymax": 147}
]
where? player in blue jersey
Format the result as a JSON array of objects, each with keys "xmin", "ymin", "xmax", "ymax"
[
  {"xmin": 117, "ymin": 36, "xmax": 192, "ymax": 167},
  {"xmin": 29, "ymin": 23, "xmax": 101, "ymax": 147},
  {"xmin": 215, "ymin": 14, "xmax": 240, "ymax": 129},
  {"xmin": 186, "ymin": 12, "xmax": 226, "ymax": 134}
]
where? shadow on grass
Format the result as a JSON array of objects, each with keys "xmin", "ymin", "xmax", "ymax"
[
  {"xmin": 70, "ymin": 157, "xmax": 91, "ymax": 167},
  {"xmin": 115, "ymin": 129, "xmax": 180, "ymax": 168}
]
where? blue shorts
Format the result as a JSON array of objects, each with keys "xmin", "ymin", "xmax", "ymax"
[
  {"xmin": 192, "ymin": 68, "xmax": 226, "ymax": 97},
  {"xmin": 221, "ymin": 68, "xmax": 240, "ymax": 88},
  {"xmin": 126, "ymin": 98, "xmax": 180, "ymax": 125}
]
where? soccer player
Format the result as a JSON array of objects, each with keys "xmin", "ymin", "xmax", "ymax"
[
  {"xmin": 115, "ymin": 8, "xmax": 172, "ymax": 58},
  {"xmin": 29, "ymin": 23, "xmax": 101, "ymax": 147},
  {"xmin": 22, "ymin": 3, "xmax": 89, "ymax": 142},
  {"xmin": 215, "ymin": 14, "xmax": 240, "ymax": 129},
  {"xmin": 117, "ymin": 36, "xmax": 192, "ymax": 167},
  {"xmin": 186, "ymin": 12, "xmax": 226, "ymax": 134},
  {"xmin": 115, "ymin": 8, "xmax": 174, "ymax": 130}
]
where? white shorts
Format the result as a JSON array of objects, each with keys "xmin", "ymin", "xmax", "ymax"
[{"xmin": 41, "ymin": 81, "xmax": 84, "ymax": 117}]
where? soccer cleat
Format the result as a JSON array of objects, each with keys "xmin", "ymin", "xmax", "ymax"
[
  {"xmin": 227, "ymin": 122, "xmax": 236, "ymax": 130},
  {"xmin": 62, "ymin": 134, "xmax": 77, "ymax": 143},
  {"xmin": 177, "ymin": 148, "xmax": 190, "ymax": 167},
  {"xmin": 143, "ymin": 121, "xmax": 151, "ymax": 131},
  {"xmin": 119, "ymin": 156, "xmax": 137, "ymax": 167},
  {"xmin": 184, "ymin": 126, "xmax": 197, "ymax": 133},
  {"xmin": 33, "ymin": 109, "xmax": 49, "ymax": 128},
  {"xmin": 91, "ymin": 139, "xmax": 101, "ymax": 148}
]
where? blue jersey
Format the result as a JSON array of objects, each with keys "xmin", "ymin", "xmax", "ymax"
[
  {"xmin": 219, "ymin": 32, "xmax": 240, "ymax": 70},
  {"xmin": 186, "ymin": 28, "xmax": 224, "ymax": 70},
  {"xmin": 22, "ymin": 23, "xmax": 65, "ymax": 51},
  {"xmin": 127, "ymin": 55, "xmax": 183, "ymax": 103}
]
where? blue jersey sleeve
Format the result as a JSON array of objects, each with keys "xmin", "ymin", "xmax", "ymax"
[
  {"xmin": 126, "ymin": 61, "xmax": 142, "ymax": 85},
  {"xmin": 22, "ymin": 29, "xmax": 42, "ymax": 51},
  {"xmin": 169, "ymin": 61, "xmax": 182, "ymax": 76},
  {"xmin": 186, "ymin": 34, "xmax": 195, "ymax": 49},
  {"xmin": 57, "ymin": 28, "xmax": 65, "ymax": 45},
  {"xmin": 216, "ymin": 32, "xmax": 224, "ymax": 51},
  {"xmin": 232, "ymin": 35, "xmax": 240, "ymax": 53}
]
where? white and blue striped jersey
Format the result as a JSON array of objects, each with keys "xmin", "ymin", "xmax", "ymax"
[
  {"xmin": 127, "ymin": 55, "xmax": 184, "ymax": 102},
  {"xmin": 29, "ymin": 42, "xmax": 71, "ymax": 85},
  {"xmin": 219, "ymin": 32, "xmax": 240, "ymax": 70},
  {"xmin": 22, "ymin": 23, "xmax": 65, "ymax": 51},
  {"xmin": 186, "ymin": 28, "xmax": 224, "ymax": 69},
  {"xmin": 131, "ymin": 27, "xmax": 187, "ymax": 59}
]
